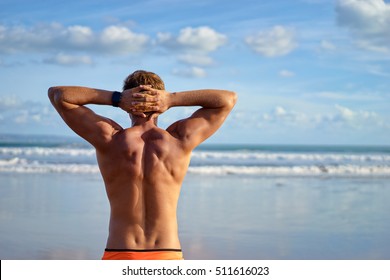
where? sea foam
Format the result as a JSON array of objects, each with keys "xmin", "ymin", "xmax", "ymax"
[{"xmin": 1, "ymin": 146, "xmax": 389, "ymax": 176}]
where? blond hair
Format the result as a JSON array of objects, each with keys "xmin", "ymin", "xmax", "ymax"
[{"xmin": 123, "ymin": 70, "xmax": 165, "ymax": 91}]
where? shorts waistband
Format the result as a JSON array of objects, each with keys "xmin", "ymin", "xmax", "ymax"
[
  {"xmin": 105, "ymin": 248, "xmax": 182, "ymax": 252},
  {"xmin": 102, "ymin": 248, "xmax": 184, "ymax": 260}
]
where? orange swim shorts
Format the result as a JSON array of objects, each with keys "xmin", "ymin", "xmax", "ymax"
[{"xmin": 102, "ymin": 249, "xmax": 184, "ymax": 260}]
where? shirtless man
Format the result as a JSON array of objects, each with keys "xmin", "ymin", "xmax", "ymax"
[{"xmin": 48, "ymin": 70, "xmax": 237, "ymax": 260}]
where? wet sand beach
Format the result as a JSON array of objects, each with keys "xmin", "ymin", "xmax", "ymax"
[{"xmin": 1, "ymin": 172, "xmax": 389, "ymax": 259}]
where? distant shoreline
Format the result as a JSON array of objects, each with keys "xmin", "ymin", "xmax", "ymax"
[{"xmin": 1, "ymin": 133, "xmax": 390, "ymax": 151}]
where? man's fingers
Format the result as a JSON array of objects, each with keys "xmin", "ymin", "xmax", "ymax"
[
  {"xmin": 131, "ymin": 102, "xmax": 159, "ymax": 112},
  {"xmin": 139, "ymin": 85, "xmax": 153, "ymax": 91},
  {"xmin": 128, "ymin": 85, "xmax": 152, "ymax": 93},
  {"xmin": 129, "ymin": 89, "xmax": 160, "ymax": 113},
  {"xmin": 129, "ymin": 85, "xmax": 144, "ymax": 93},
  {"xmin": 132, "ymin": 93, "xmax": 158, "ymax": 102},
  {"xmin": 131, "ymin": 101, "xmax": 158, "ymax": 106}
]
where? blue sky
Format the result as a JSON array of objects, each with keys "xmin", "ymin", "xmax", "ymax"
[{"xmin": 0, "ymin": 0, "xmax": 389, "ymax": 145}]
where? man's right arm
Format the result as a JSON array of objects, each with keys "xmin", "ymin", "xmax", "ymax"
[{"xmin": 135, "ymin": 87, "xmax": 237, "ymax": 150}]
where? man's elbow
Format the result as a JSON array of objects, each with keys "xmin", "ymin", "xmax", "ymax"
[
  {"xmin": 48, "ymin": 87, "xmax": 56, "ymax": 101},
  {"xmin": 48, "ymin": 87, "xmax": 63, "ymax": 106},
  {"xmin": 226, "ymin": 90, "xmax": 237, "ymax": 109}
]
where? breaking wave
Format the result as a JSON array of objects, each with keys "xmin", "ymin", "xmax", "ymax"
[{"xmin": 1, "ymin": 146, "xmax": 390, "ymax": 176}]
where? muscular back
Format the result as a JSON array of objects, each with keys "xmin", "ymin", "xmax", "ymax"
[{"xmin": 96, "ymin": 124, "xmax": 191, "ymax": 249}]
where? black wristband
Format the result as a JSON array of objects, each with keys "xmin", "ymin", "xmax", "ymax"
[{"xmin": 111, "ymin": 91, "xmax": 122, "ymax": 107}]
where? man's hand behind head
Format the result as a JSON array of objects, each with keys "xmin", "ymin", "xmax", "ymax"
[
  {"xmin": 128, "ymin": 85, "xmax": 171, "ymax": 116},
  {"xmin": 119, "ymin": 85, "xmax": 158, "ymax": 117}
]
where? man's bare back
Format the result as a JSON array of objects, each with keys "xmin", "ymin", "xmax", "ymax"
[
  {"xmin": 99, "ymin": 124, "xmax": 191, "ymax": 250},
  {"xmin": 48, "ymin": 70, "xmax": 236, "ymax": 259}
]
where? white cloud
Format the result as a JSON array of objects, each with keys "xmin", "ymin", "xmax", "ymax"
[
  {"xmin": 157, "ymin": 26, "xmax": 226, "ymax": 68},
  {"xmin": 99, "ymin": 25, "xmax": 149, "ymax": 54},
  {"xmin": 64, "ymin": 25, "xmax": 94, "ymax": 47},
  {"xmin": 0, "ymin": 97, "xmax": 55, "ymax": 127},
  {"xmin": 0, "ymin": 96, "xmax": 21, "ymax": 110},
  {"xmin": 0, "ymin": 23, "xmax": 226, "ymax": 69},
  {"xmin": 178, "ymin": 53, "xmax": 214, "ymax": 66},
  {"xmin": 262, "ymin": 106, "xmax": 309, "ymax": 126},
  {"xmin": 335, "ymin": 104, "xmax": 355, "ymax": 121},
  {"xmin": 156, "ymin": 32, "xmax": 172, "ymax": 44},
  {"xmin": 176, "ymin": 26, "xmax": 227, "ymax": 52},
  {"xmin": 14, "ymin": 110, "xmax": 29, "ymax": 124},
  {"xmin": 158, "ymin": 26, "xmax": 227, "ymax": 53},
  {"xmin": 259, "ymin": 104, "xmax": 386, "ymax": 130},
  {"xmin": 336, "ymin": 0, "xmax": 390, "ymax": 53},
  {"xmin": 330, "ymin": 104, "xmax": 383, "ymax": 128},
  {"xmin": 0, "ymin": 23, "xmax": 149, "ymax": 55},
  {"xmin": 274, "ymin": 106, "xmax": 287, "ymax": 116},
  {"xmin": 320, "ymin": 40, "xmax": 336, "ymax": 51},
  {"xmin": 172, "ymin": 67, "xmax": 207, "ymax": 78},
  {"xmin": 279, "ymin": 70, "xmax": 295, "ymax": 77},
  {"xmin": 245, "ymin": 26, "xmax": 297, "ymax": 57},
  {"xmin": 43, "ymin": 53, "xmax": 93, "ymax": 66},
  {"xmin": 301, "ymin": 104, "xmax": 386, "ymax": 132}
]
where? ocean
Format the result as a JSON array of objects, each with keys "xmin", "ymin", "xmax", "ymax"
[
  {"xmin": 1, "ymin": 134, "xmax": 390, "ymax": 176},
  {"xmin": 1, "ymin": 134, "xmax": 390, "ymax": 259}
]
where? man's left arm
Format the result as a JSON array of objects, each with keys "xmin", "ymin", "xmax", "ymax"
[{"xmin": 48, "ymin": 86, "xmax": 122, "ymax": 149}]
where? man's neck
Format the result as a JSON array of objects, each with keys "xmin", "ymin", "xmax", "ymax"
[{"xmin": 131, "ymin": 113, "xmax": 159, "ymax": 127}]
